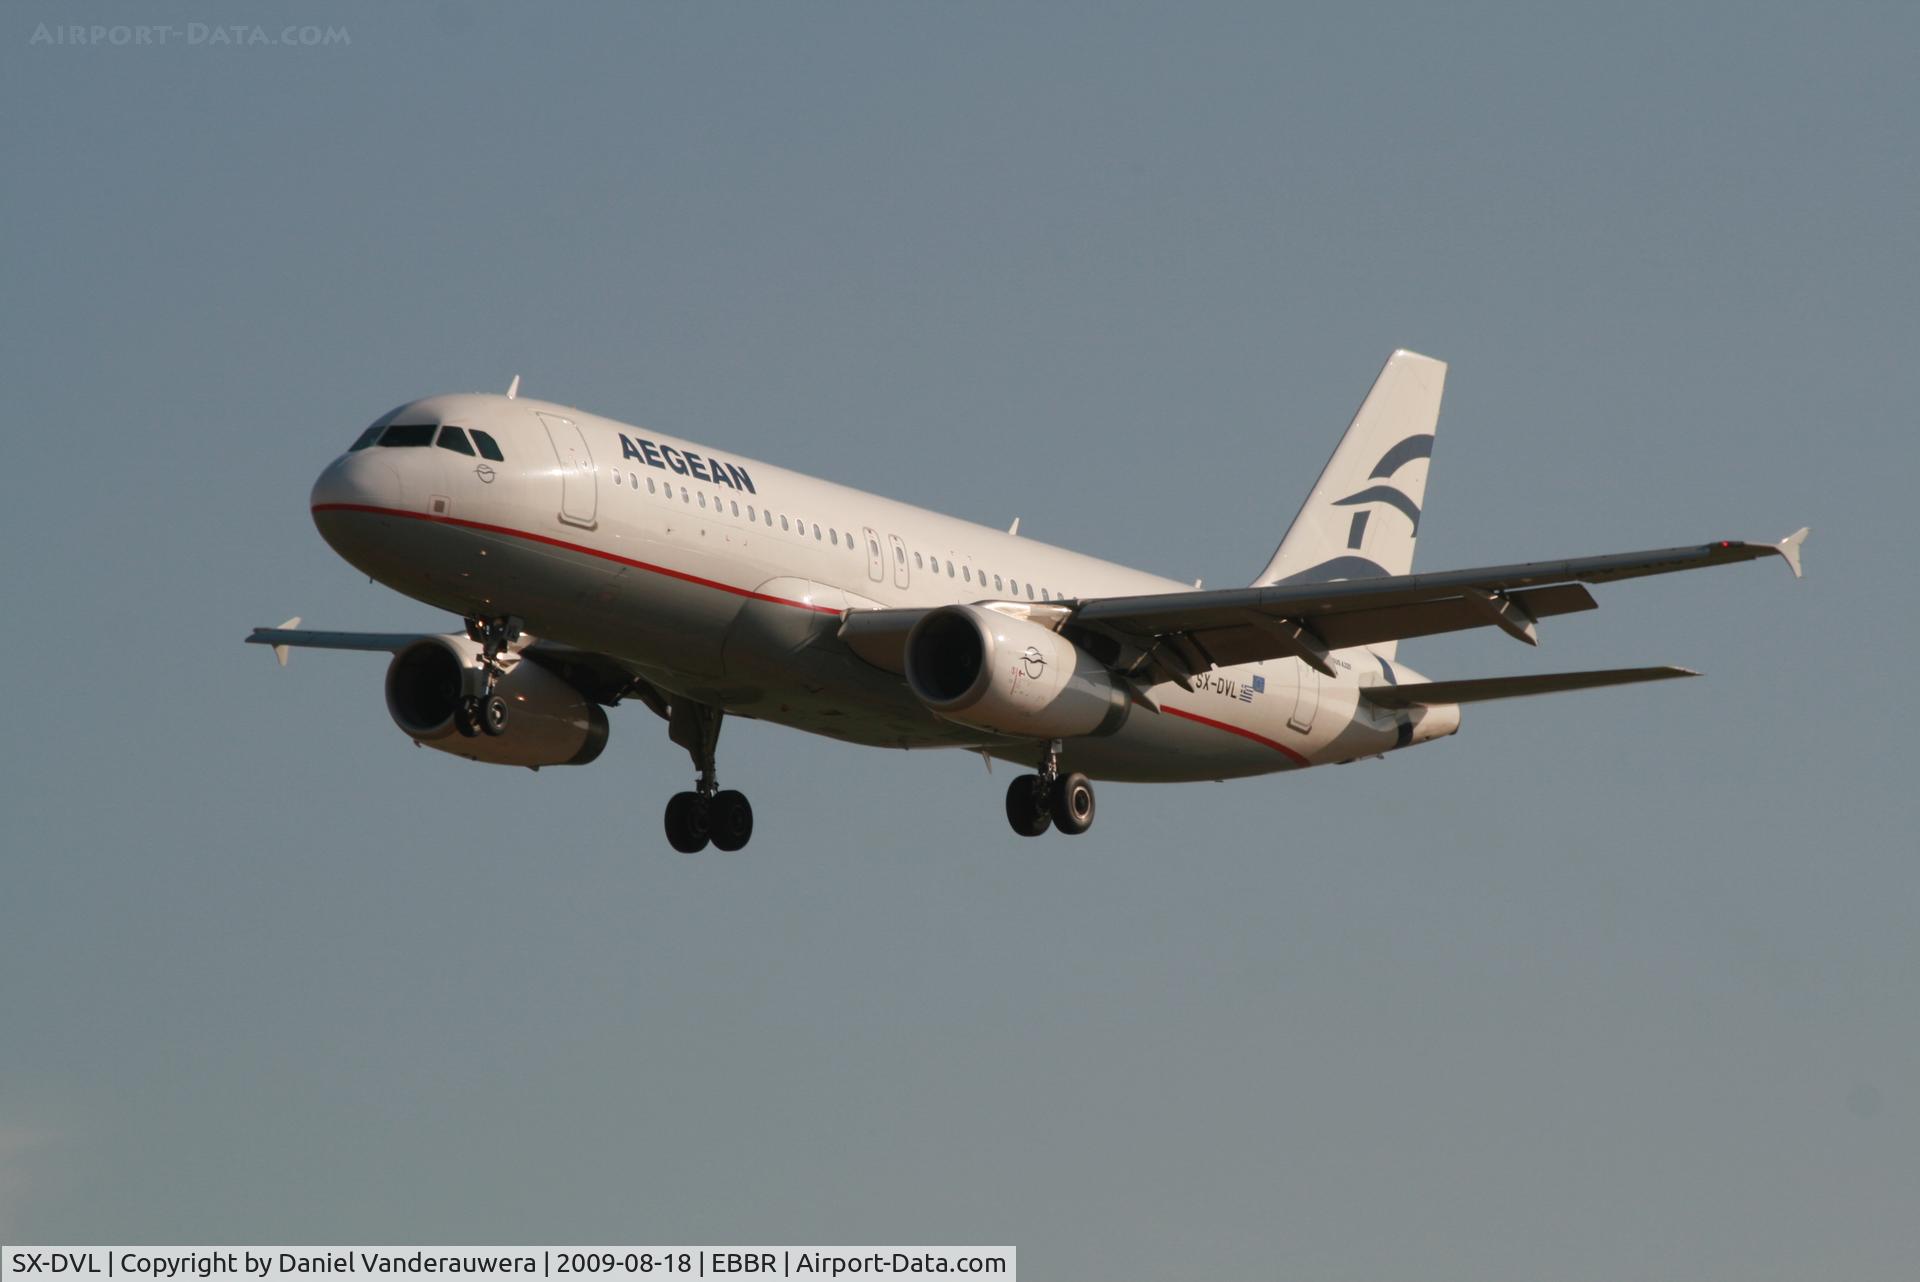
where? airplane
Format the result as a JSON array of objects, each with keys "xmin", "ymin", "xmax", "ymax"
[{"xmin": 249, "ymin": 350, "xmax": 1807, "ymax": 852}]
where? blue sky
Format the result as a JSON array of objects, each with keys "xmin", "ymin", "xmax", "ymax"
[{"xmin": 2, "ymin": 4, "xmax": 1915, "ymax": 1277}]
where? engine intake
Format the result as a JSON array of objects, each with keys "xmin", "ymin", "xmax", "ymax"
[
  {"xmin": 903, "ymin": 605, "xmax": 1129, "ymax": 739},
  {"xmin": 384, "ymin": 636, "xmax": 609, "ymax": 767}
]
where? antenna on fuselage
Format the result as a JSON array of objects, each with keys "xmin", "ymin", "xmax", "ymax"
[
  {"xmin": 506, "ymin": 374, "xmax": 521, "ymax": 400},
  {"xmin": 1008, "ymin": 517, "xmax": 1020, "ymax": 536}
]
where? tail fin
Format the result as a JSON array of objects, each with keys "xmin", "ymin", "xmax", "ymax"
[{"xmin": 1253, "ymin": 349, "xmax": 1446, "ymax": 656}]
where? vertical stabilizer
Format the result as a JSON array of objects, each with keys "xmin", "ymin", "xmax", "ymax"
[{"xmin": 1253, "ymin": 350, "xmax": 1446, "ymax": 657}]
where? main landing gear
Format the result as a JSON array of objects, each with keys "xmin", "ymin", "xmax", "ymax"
[
  {"xmin": 1004, "ymin": 740, "xmax": 1097, "ymax": 838},
  {"xmin": 453, "ymin": 615, "xmax": 520, "ymax": 739},
  {"xmin": 663, "ymin": 699, "xmax": 754, "ymax": 853}
]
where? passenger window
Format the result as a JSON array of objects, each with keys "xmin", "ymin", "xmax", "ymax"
[
  {"xmin": 995, "ymin": 575, "xmax": 1004, "ymax": 591},
  {"xmin": 963, "ymin": 567, "xmax": 971, "ymax": 583},
  {"xmin": 1042, "ymin": 588, "xmax": 1050, "ymax": 601},
  {"xmin": 814, "ymin": 524, "xmax": 822, "ymax": 540},
  {"xmin": 698, "ymin": 492, "xmax": 707, "ymax": 508},
  {"xmin": 469, "ymin": 429, "xmax": 505, "ymax": 461},
  {"xmin": 946, "ymin": 561, "xmax": 955, "ymax": 577},
  {"xmin": 780, "ymin": 515, "xmax": 789, "ymax": 531},
  {"xmin": 379, "ymin": 423, "xmax": 435, "ymax": 448},
  {"xmin": 683, "ymin": 489, "xmax": 691, "ymax": 503},
  {"xmin": 830, "ymin": 529, "xmax": 839, "ymax": 546},
  {"xmin": 1024, "ymin": 583, "xmax": 1034, "ymax": 599},
  {"xmin": 747, "ymin": 505, "xmax": 755, "ymax": 521},
  {"xmin": 764, "ymin": 510, "xmax": 773, "ymax": 526},
  {"xmin": 731, "ymin": 501, "xmax": 740, "ymax": 517},
  {"xmin": 914, "ymin": 552, "xmax": 923, "ymax": 568},
  {"xmin": 895, "ymin": 545, "xmax": 905, "ymax": 563},
  {"xmin": 630, "ymin": 472, "xmax": 638, "ymax": 487},
  {"xmin": 349, "ymin": 425, "xmax": 383, "ymax": 452},
  {"xmin": 648, "ymin": 478, "xmax": 657, "ymax": 494},
  {"xmin": 613, "ymin": 471, "xmax": 623, "ymax": 486}
]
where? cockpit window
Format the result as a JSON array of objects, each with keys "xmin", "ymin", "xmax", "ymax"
[
  {"xmin": 436, "ymin": 426, "xmax": 476, "ymax": 456},
  {"xmin": 469, "ymin": 429, "xmax": 505, "ymax": 462},
  {"xmin": 379, "ymin": 423, "xmax": 436, "ymax": 448},
  {"xmin": 349, "ymin": 425, "xmax": 383, "ymax": 452}
]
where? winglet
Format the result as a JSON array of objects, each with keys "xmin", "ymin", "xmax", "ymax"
[
  {"xmin": 270, "ymin": 616, "xmax": 301, "ymax": 666},
  {"xmin": 1776, "ymin": 527, "xmax": 1809, "ymax": 579}
]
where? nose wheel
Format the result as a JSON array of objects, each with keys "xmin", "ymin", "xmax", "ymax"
[
  {"xmin": 662, "ymin": 700, "xmax": 755, "ymax": 852},
  {"xmin": 1003, "ymin": 741, "xmax": 1097, "ymax": 837},
  {"xmin": 452, "ymin": 693, "xmax": 509, "ymax": 739}
]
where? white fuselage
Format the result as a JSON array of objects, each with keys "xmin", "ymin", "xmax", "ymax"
[{"xmin": 310, "ymin": 393, "xmax": 1457, "ymax": 782}]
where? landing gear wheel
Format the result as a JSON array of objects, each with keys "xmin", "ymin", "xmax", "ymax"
[
  {"xmin": 709, "ymin": 790, "xmax": 754, "ymax": 851},
  {"xmin": 480, "ymin": 694, "xmax": 510, "ymax": 737},
  {"xmin": 454, "ymin": 697, "xmax": 482, "ymax": 738},
  {"xmin": 1050, "ymin": 772, "xmax": 1096, "ymax": 835},
  {"xmin": 1005, "ymin": 774, "xmax": 1053, "ymax": 837},
  {"xmin": 664, "ymin": 791, "xmax": 711, "ymax": 853}
]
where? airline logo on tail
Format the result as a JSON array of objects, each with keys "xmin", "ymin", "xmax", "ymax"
[
  {"xmin": 1254, "ymin": 349, "xmax": 1446, "ymax": 595},
  {"xmin": 1278, "ymin": 431, "xmax": 1434, "ymax": 584}
]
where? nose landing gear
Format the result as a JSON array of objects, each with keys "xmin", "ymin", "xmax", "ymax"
[
  {"xmin": 454, "ymin": 615, "xmax": 522, "ymax": 738},
  {"xmin": 1003, "ymin": 740, "xmax": 1098, "ymax": 837},
  {"xmin": 662, "ymin": 700, "xmax": 755, "ymax": 852}
]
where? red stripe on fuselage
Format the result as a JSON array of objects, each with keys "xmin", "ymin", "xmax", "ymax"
[
  {"xmin": 1158, "ymin": 705, "xmax": 1310, "ymax": 766},
  {"xmin": 310, "ymin": 501, "xmax": 844, "ymax": 615}
]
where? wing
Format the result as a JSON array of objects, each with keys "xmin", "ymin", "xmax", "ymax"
[
  {"xmin": 1066, "ymin": 530, "xmax": 1806, "ymax": 687},
  {"xmin": 839, "ymin": 530, "xmax": 1807, "ymax": 687},
  {"xmin": 1360, "ymin": 665, "xmax": 1696, "ymax": 708},
  {"xmin": 245, "ymin": 624, "xmax": 420, "ymax": 659},
  {"xmin": 244, "ymin": 623, "xmax": 657, "ymax": 711}
]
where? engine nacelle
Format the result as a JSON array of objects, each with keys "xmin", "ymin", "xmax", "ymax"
[
  {"xmin": 384, "ymin": 636, "xmax": 609, "ymax": 767},
  {"xmin": 904, "ymin": 605, "xmax": 1130, "ymax": 739}
]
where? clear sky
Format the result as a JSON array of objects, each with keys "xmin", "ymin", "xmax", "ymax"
[{"xmin": 3, "ymin": 3, "xmax": 1915, "ymax": 1277}]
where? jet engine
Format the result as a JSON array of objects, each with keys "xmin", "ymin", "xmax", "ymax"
[
  {"xmin": 384, "ymin": 636, "xmax": 609, "ymax": 767},
  {"xmin": 903, "ymin": 605, "xmax": 1130, "ymax": 739}
]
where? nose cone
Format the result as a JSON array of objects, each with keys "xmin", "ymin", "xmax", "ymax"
[
  {"xmin": 310, "ymin": 451, "xmax": 400, "ymax": 557},
  {"xmin": 311, "ymin": 451, "xmax": 399, "ymax": 511}
]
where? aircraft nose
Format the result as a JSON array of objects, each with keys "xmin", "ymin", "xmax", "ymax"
[
  {"xmin": 310, "ymin": 450, "xmax": 399, "ymax": 512},
  {"xmin": 310, "ymin": 451, "xmax": 401, "ymax": 557}
]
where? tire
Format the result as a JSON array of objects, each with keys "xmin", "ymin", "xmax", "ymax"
[
  {"xmin": 480, "ymin": 694, "xmax": 509, "ymax": 737},
  {"xmin": 1005, "ymin": 774, "xmax": 1053, "ymax": 837},
  {"xmin": 454, "ymin": 698, "xmax": 481, "ymax": 738},
  {"xmin": 1051, "ymin": 772, "xmax": 1096, "ymax": 835},
  {"xmin": 709, "ymin": 790, "xmax": 754, "ymax": 852},
  {"xmin": 664, "ymin": 791, "xmax": 711, "ymax": 853}
]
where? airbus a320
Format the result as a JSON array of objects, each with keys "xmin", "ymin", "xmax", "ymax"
[{"xmin": 249, "ymin": 351, "xmax": 1806, "ymax": 851}]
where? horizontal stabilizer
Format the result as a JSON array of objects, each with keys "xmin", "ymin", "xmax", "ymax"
[{"xmin": 1362, "ymin": 665, "xmax": 1697, "ymax": 709}]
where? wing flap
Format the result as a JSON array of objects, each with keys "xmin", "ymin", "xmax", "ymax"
[
  {"xmin": 1361, "ymin": 665, "xmax": 1697, "ymax": 708},
  {"xmin": 1114, "ymin": 585, "xmax": 1597, "ymax": 670}
]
